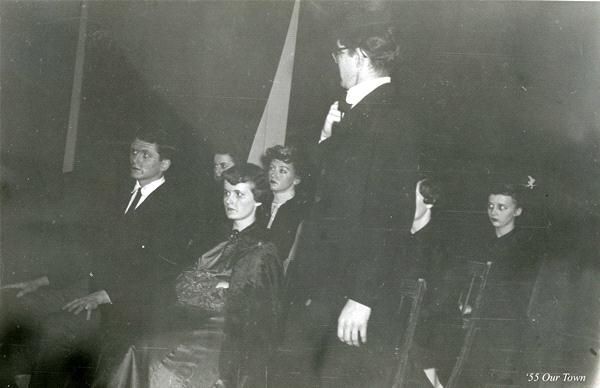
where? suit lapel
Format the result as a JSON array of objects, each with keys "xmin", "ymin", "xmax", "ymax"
[
  {"xmin": 331, "ymin": 83, "xmax": 392, "ymax": 143},
  {"xmin": 121, "ymin": 182, "xmax": 167, "ymax": 222}
]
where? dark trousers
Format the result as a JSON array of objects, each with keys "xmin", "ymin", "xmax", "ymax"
[
  {"xmin": 275, "ymin": 298, "xmax": 395, "ymax": 388},
  {"xmin": 0, "ymin": 281, "xmax": 101, "ymax": 387}
]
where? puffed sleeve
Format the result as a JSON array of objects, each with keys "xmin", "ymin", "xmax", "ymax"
[{"xmin": 218, "ymin": 241, "xmax": 283, "ymax": 387}]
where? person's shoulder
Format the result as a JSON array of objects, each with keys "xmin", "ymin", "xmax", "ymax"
[
  {"xmin": 154, "ymin": 179, "xmax": 199, "ymax": 207},
  {"xmin": 368, "ymin": 85, "xmax": 419, "ymax": 131},
  {"xmin": 241, "ymin": 232, "xmax": 278, "ymax": 255},
  {"xmin": 358, "ymin": 83, "xmax": 395, "ymax": 108},
  {"xmin": 143, "ymin": 179, "xmax": 174, "ymax": 199},
  {"xmin": 281, "ymin": 195, "xmax": 309, "ymax": 213},
  {"xmin": 235, "ymin": 236, "xmax": 281, "ymax": 274}
]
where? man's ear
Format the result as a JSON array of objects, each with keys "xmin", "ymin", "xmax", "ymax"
[
  {"xmin": 160, "ymin": 158, "xmax": 171, "ymax": 172},
  {"xmin": 293, "ymin": 177, "xmax": 301, "ymax": 186},
  {"xmin": 515, "ymin": 207, "xmax": 523, "ymax": 217},
  {"xmin": 354, "ymin": 48, "xmax": 364, "ymax": 65}
]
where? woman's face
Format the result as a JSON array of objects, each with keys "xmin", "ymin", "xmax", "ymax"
[
  {"xmin": 268, "ymin": 159, "xmax": 300, "ymax": 194},
  {"xmin": 487, "ymin": 194, "xmax": 522, "ymax": 234},
  {"xmin": 213, "ymin": 154, "xmax": 235, "ymax": 181},
  {"xmin": 223, "ymin": 180, "xmax": 260, "ymax": 222}
]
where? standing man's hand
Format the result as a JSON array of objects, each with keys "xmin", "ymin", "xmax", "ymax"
[
  {"xmin": 1, "ymin": 276, "xmax": 50, "ymax": 297},
  {"xmin": 337, "ymin": 299, "xmax": 372, "ymax": 347},
  {"xmin": 62, "ymin": 290, "xmax": 111, "ymax": 320},
  {"xmin": 320, "ymin": 101, "xmax": 343, "ymax": 142}
]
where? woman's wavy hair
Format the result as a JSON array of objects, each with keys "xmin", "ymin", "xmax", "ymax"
[
  {"xmin": 263, "ymin": 144, "xmax": 307, "ymax": 180},
  {"xmin": 488, "ymin": 183, "xmax": 523, "ymax": 208},
  {"xmin": 222, "ymin": 163, "xmax": 271, "ymax": 204}
]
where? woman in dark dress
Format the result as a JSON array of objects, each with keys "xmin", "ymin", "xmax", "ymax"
[
  {"xmin": 460, "ymin": 183, "xmax": 543, "ymax": 387},
  {"xmin": 401, "ymin": 178, "xmax": 459, "ymax": 387},
  {"xmin": 110, "ymin": 163, "xmax": 283, "ymax": 388},
  {"xmin": 206, "ymin": 150, "xmax": 240, "ymax": 245},
  {"xmin": 261, "ymin": 145, "xmax": 308, "ymax": 266}
]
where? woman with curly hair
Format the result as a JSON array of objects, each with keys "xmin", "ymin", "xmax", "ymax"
[{"xmin": 261, "ymin": 145, "xmax": 309, "ymax": 266}]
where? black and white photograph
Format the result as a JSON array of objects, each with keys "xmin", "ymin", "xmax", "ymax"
[{"xmin": 1, "ymin": 1, "xmax": 599, "ymax": 387}]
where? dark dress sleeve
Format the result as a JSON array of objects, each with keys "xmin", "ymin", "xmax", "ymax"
[{"xmin": 218, "ymin": 241, "xmax": 283, "ymax": 387}]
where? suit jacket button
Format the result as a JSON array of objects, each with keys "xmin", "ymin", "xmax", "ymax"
[
  {"xmin": 141, "ymin": 245, "xmax": 145, "ymax": 249},
  {"xmin": 305, "ymin": 298, "xmax": 312, "ymax": 306}
]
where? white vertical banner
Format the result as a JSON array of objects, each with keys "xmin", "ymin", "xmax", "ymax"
[
  {"xmin": 62, "ymin": 1, "xmax": 89, "ymax": 173},
  {"xmin": 247, "ymin": 0, "xmax": 300, "ymax": 166}
]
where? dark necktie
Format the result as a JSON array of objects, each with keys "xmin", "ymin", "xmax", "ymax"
[
  {"xmin": 338, "ymin": 96, "xmax": 351, "ymax": 115},
  {"xmin": 126, "ymin": 189, "xmax": 142, "ymax": 215},
  {"xmin": 331, "ymin": 94, "xmax": 350, "ymax": 136}
]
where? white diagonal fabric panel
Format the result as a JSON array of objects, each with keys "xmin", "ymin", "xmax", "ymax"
[
  {"xmin": 63, "ymin": 1, "xmax": 89, "ymax": 173},
  {"xmin": 247, "ymin": 0, "xmax": 300, "ymax": 166}
]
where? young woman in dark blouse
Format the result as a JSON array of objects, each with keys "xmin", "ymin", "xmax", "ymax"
[
  {"xmin": 261, "ymin": 145, "xmax": 308, "ymax": 265},
  {"xmin": 460, "ymin": 182, "xmax": 544, "ymax": 387}
]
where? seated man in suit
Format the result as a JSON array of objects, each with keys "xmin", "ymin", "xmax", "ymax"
[{"xmin": 2, "ymin": 127, "xmax": 200, "ymax": 387}]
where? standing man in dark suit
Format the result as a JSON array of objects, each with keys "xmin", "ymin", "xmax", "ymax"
[{"xmin": 282, "ymin": 23, "xmax": 418, "ymax": 387}]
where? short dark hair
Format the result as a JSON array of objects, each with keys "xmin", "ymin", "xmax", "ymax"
[
  {"xmin": 335, "ymin": 24, "xmax": 399, "ymax": 74},
  {"xmin": 488, "ymin": 183, "xmax": 522, "ymax": 208},
  {"xmin": 419, "ymin": 178, "xmax": 442, "ymax": 206},
  {"xmin": 214, "ymin": 150, "xmax": 239, "ymax": 165},
  {"xmin": 222, "ymin": 163, "xmax": 270, "ymax": 204},
  {"xmin": 263, "ymin": 144, "xmax": 306, "ymax": 180},
  {"xmin": 133, "ymin": 127, "xmax": 176, "ymax": 161}
]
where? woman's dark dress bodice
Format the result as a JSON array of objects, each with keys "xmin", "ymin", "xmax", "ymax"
[
  {"xmin": 481, "ymin": 227, "xmax": 543, "ymax": 319},
  {"xmin": 109, "ymin": 223, "xmax": 284, "ymax": 388},
  {"xmin": 261, "ymin": 195, "xmax": 307, "ymax": 260},
  {"xmin": 206, "ymin": 223, "xmax": 284, "ymax": 387}
]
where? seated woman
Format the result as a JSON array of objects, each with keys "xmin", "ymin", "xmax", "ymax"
[
  {"xmin": 110, "ymin": 163, "xmax": 283, "ymax": 388},
  {"xmin": 485, "ymin": 183, "xmax": 541, "ymax": 282},
  {"xmin": 206, "ymin": 150, "xmax": 240, "ymax": 244},
  {"xmin": 261, "ymin": 145, "xmax": 308, "ymax": 266},
  {"xmin": 458, "ymin": 182, "xmax": 544, "ymax": 387},
  {"xmin": 401, "ymin": 178, "xmax": 455, "ymax": 386}
]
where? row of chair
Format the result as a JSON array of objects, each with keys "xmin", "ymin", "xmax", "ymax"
[{"xmin": 392, "ymin": 261, "xmax": 493, "ymax": 388}]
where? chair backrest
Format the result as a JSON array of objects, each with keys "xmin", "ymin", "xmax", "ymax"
[
  {"xmin": 283, "ymin": 220, "xmax": 304, "ymax": 275},
  {"xmin": 457, "ymin": 260, "xmax": 493, "ymax": 317},
  {"xmin": 446, "ymin": 260, "xmax": 493, "ymax": 388},
  {"xmin": 391, "ymin": 278, "xmax": 427, "ymax": 388}
]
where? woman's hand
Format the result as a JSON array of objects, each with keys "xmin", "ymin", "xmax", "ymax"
[{"xmin": 1, "ymin": 276, "xmax": 49, "ymax": 297}]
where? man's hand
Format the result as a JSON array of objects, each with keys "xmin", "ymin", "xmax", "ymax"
[
  {"xmin": 320, "ymin": 101, "xmax": 343, "ymax": 142},
  {"xmin": 337, "ymin": 299, "xmax": 372, "ymax": 347},
  {"xmin": 1, "ymin": 276, "xmax": 49, "ymax": 298},
  {"xmin": 62, "ymin": 290, "xmax": 111, "ymax": 320},
  {"xmin": 213, "ymin": 379, "xmax": 227, "ymax": 388}
]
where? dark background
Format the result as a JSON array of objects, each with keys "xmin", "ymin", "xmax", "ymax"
[{"xmin": 2, "ymin": 1, "xmax": 599, "ymax": 382}]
